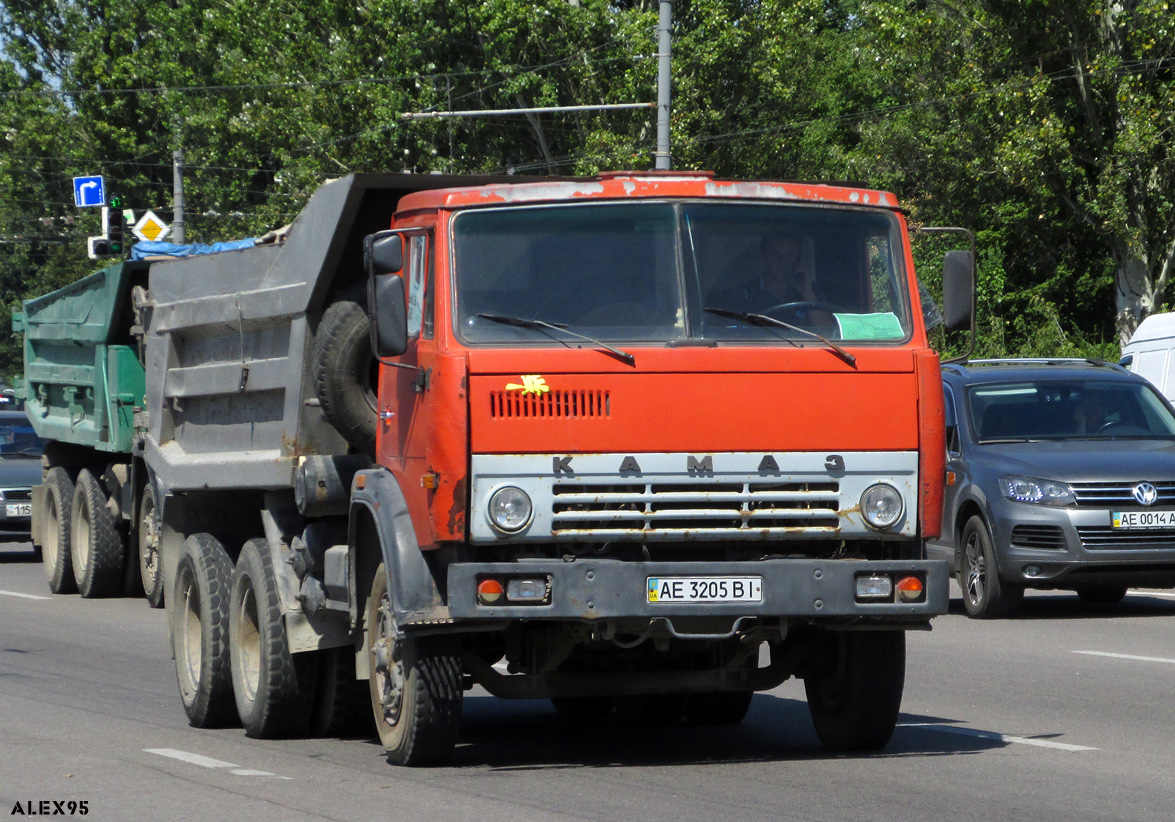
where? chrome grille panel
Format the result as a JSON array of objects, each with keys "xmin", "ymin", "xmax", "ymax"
[
  {"xmin": 1070, "ymin": 481, "xmax": 1175, "ymax": 508},
  {"xmin": 551, "ymin": 480, "xmax": 840, "ymax": 534},
  {"xmin": 1077, "ymin": 527, "xmax": 1175, "ymax": 549}
]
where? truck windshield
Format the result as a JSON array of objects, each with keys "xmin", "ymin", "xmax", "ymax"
[{"xmin": 452, "ymin": 201, "xmax": 912, "ymax": 345}]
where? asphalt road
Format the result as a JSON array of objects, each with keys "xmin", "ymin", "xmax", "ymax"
[{"xmin": 4, "ymin": 537, "xmax": 1175, "ymax": 822}]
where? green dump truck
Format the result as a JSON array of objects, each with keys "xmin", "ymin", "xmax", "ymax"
[{"xmin": 15, "ymin": 262, "xmax": 153, "ymax": 600}]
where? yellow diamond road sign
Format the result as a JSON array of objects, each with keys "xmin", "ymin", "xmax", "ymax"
[{"xmin": 133, "ymin": 209, "xmax": 171, "ymax": 243}]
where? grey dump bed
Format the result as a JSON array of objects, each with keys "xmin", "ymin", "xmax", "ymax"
[{"xmin": 142, "ymin": 172, "xmax": 521, "ymax": 494}]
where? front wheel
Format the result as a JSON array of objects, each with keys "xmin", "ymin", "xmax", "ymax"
[
  {"xmin": 803, "ymin": 630, "xmax": 905, "ymax": 751},
  {"xmin": 958, "ymin": 515, "xmax": 1023, "ymax": 619},
  {"xmin": 367, "ymin": 564, "xmax": 462, "ymax": 766}
]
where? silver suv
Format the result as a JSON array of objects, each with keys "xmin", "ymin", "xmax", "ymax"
[{"xmin": 926, "ymin": 359, "xmax": 1175, "ymax": 617}]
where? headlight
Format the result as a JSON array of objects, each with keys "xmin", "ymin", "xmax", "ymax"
[
  {"xmin": 998, "ymin": 475, "xmax": 1075, "ymax": 506},
  {"xmin": 488, "ymin": 486, "xmax": 533, "ymax": 532},
  {"xmin": 860, "ymin": 483, "xmax": 904, "ymax": 530}
]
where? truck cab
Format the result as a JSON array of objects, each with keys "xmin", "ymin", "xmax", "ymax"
[{"xmin": 352, "ymin": 172, "xmax": 966, "ymax": 763}]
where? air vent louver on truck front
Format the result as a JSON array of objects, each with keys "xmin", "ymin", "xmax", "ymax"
[{"xmin": 490, "ymin": 389, "xmax": 611, "ymax": 419}]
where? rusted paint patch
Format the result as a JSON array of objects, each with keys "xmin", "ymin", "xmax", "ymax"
[
  {"xmin": 704, "ymin": 181, "xmax": 801, "ymax": 201},
  {"xmin": 474, "ymin": 182, "xmax": 607, "ymax": 203}
]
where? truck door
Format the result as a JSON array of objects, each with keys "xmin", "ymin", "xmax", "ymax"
[{"xmin": 379, "ymin": 230, "xmax": 440, "ymax": 547}]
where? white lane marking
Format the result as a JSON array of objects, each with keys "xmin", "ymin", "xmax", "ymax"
[
  {"xmin": 144, "ymin": 748, "xmax": 290, "ymax": 779},
  {"xmin": 1127, "ymin": 590, "xmax": 1175, "ymax": 599},
  {"xmin": 1074, "ymin": 650, "xmax": 1175, "ymax": 665},
  {"xmin": 901, "ymin": 723, "xmax": 1098, "ymax": 751},
  {"xmin": 0, "ymin": 589, "xmax": 50, "ymax": 601}
]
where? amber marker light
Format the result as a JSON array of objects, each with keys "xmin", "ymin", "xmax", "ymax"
[
  {"xmin": 896, "ymin": 575, "xmax": 925, "ymax": 603},
  {"xmin": 477, "ymin": 578, "xmax": 504, "ymax": 605}
]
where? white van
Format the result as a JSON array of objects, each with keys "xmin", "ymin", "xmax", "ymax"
[{"xmin": 1121, "ymin": 312, "xmax": 1175, "ymax": 400}]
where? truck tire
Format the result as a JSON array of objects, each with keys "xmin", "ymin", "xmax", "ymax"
[
  {"xmin": 367, "ymin": 563, "xmax": 462, "ymax": 765},
  {"xmin": 172, "ymin": 533, "xmax": 238, "ymax": 728},
  {"xmin": 313, "ymin": 300, "xmax": 377, "ymax": 455},
  {"xmin": 803, "ymin": 630, "xmax": 905, "ymax": 751},
  {"xmin": 138, "ymin": 485, "xmax": 164, "ymax": 608},
  {"xmin": 41, "ymin": 467, "xmax": 76, "ymax": 595},
  {"xmin": 311, "ymin": 645, "xmax": 374, "ymax": 738},
  {"xmin": 70, "ymin": 469, "xmax": 124, "ymax": 599},
  {"xmin": 684, "ymin": 691, "xmax": 754, "ymax": 725},
  {"xmin": 229, "ymin": 538, "xmax": 317, "ymax": 738}
]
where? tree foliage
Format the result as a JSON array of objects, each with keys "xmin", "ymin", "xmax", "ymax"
[{"xmin": 2, "ymin": 0, "xmax": 1173, "ymax": 381}]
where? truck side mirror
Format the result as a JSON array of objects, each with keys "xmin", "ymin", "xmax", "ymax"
[
  {"xmin": 365, "ymin": 231, "xmax": 403, "ymax": 276},
  {"xmin": 941, "ymin": 250, "xmax": 974, "ymax": 333},
  {"xmin": 369, "ymin": 273, "xmax": 408, "ymax": 358}
]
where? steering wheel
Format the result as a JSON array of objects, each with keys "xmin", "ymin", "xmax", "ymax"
[{"xmin": 1095, "ymin": 420, "xmax": 1138, "ymax": 435}]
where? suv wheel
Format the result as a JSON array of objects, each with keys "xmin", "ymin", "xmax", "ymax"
[{"xmin": 958, "ymin": 515, "xmax": 1023, "ymax": 619}]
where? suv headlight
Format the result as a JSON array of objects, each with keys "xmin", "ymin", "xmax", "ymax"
[
  {"xmin": 488, "ymin": 486, "xmax": 533, "ymax": 533},
  {"xmin": 998, "ymin": 475, "xmax": 1075, "ymax": 506}
]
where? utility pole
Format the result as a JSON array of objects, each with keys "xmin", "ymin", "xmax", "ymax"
[
  {"xmin": 172, "ymin": 147, "xmax": 185, "ymax": 244},
  {"xmin": 655, "ymin": 0, "xmax": 672, "ymax": 170}
]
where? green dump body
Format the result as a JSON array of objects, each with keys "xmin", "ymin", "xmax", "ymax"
[{"xmin": 13, "ymin": 262, "xmax": 148, "ymax": 454}]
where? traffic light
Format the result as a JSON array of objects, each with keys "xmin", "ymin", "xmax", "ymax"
[
  {"xmin": 107, "ymin": 196, "xmax": 125, "ymax": 256},
  {"xmin": 86, "ymin": 197, "xmax": 129, "ymax": 259}
]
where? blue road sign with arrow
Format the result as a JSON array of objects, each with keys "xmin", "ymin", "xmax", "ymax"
[{"xmin": 73, "ymin": 175, "xmax": 105, "ymax": 208}]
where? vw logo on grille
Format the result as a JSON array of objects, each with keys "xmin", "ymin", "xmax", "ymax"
[{"xmin": 1133, "ymin": 482, "xmax": 1159, "ymax": 506}]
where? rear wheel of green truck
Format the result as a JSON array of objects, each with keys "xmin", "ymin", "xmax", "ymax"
[
  {"xmin": 70, "ymin": 469, "xmax": 123, "ymax": 599},
  {"xmin": 172, "ymin": 533, "xmax": 238, "ymax": 728},
  {"xmin": 367, "ymin": 564, "xmax": 462, "ymax": 766},
  {"xmin": 41, "ymin": 467, "xmax": 76, "ymax": 595},
  {"xmin": 803, "ymin": 630, "xmax": 905, "ymax": 752},
  {"xmin": 138, "ymin": 485, "xmax": 164, "ymax": 608},
  {"xmin": 230, "ymin": 538, "xmax": 317, "ymax": 738}
]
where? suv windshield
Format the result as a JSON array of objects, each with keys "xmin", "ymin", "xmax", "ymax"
[
  {"xmin": 968, "ymin": 379, "xmax": 1175, "ymax": 441},
  {"xmin": 452, "ymin": 201, "xmax": 911, "ymax": 345}
]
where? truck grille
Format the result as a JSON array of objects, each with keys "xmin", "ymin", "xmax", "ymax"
[
  {"xmin": 1077, "ymin": 527, "xmax": 1175, "ymax": 549},
  {"xmin": 1070, "ymin": 481, "xmax": 1175, "ymax": 508},
  {"xmin": 551, "ymin": 480, "xmax": 840, "ymax": 536},
  {"xmin": 490, "ymin": 389, "xmax": 610, "ymax": 419},
  {"xmin": 1010, "ymin": 525, "xmax": 1066, "ymax": 549}
]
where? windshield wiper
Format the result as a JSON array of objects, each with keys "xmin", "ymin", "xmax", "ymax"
[
  {"xmin": 704, "ymin": 308, "xmax": 856, "ymax": 367},
  {"xmin": 477, "ymin": 313, "xmax": 636, "ymax": 367}
]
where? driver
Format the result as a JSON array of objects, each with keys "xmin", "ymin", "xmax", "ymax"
[{"xmin": 706, "ymin": 232, "xmax": 818, "ymax": 314}]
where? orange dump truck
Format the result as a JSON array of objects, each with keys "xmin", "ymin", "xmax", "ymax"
[
  {"xmin": 349, "ymin": 171, "xmax": 971, "ymax": 763},
  {"xmin": 38, "ymin": 171, "xmax": 970, "ymax": 766}
]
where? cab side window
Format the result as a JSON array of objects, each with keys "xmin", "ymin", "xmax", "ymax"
[
  {"xmin": 405, "ymin": 234, "xmax": 432, "ymax": 339},
  {"xmin": 943, "ymin": 385, "xmax": 960, "ymax": 454}
]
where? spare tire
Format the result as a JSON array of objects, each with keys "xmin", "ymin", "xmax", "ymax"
[{"xmin": 313, "ymin": 300, "xmax": 377, "ymax": 455}]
